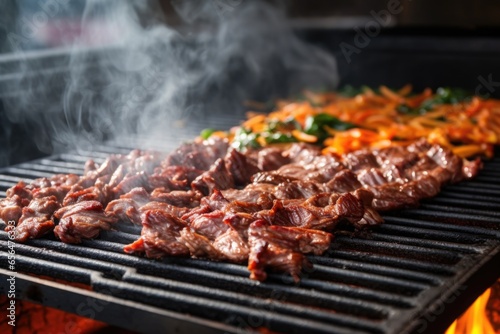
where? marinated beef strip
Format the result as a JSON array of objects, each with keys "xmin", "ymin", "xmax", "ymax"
[
  {"xmin": 248, "ymin": 220, "xmax": 332, "ymax": 282},
  {"xmin": 6, "ymin": 196, "xmax": 61, "ymax": 242},
  {"xmin": 53, "ymin": 200, "xmax": 117, "ymax": 243}
]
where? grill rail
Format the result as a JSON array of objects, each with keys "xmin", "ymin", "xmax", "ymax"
[{"xmin": 1, "ymin": 129, "xmax": 499, "ymax": 334}]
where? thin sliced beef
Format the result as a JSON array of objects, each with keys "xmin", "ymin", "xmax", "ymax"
[
  {"xmin": 256, "ymin": 147, "xmax": 291, "ymax": 171},
  {"xmin": 344, "ymin": 151, "xmax": 379, "ymax": 171},
  {"xmin": 6, "ymin": 181, "xmax": 33, "ymax": 200},
  {"xmin": 192, "ymin": 158, "xmax": 234, "ymax": 195},
  {"xmin": 53, "ymin": 201, "xmax": 117, "ymax": 243},
  {"xmin": 148, "ymin": 166, "xmax": 203, "ymax": 190},
  {"xmin": 150, "ymin": 189, "xmax": 202, "ymax": 208},
  {"xmin": 6, "ymin": 196, "xmax": 61, "ymax": 242},
  {"xmin": 325, "ymin": 169, "xmax": 362, "ymax": 193},
  {"xmin": 124, "ymin": 210, "xmax": 190, "ymax": 258},
  {"xmin": 105, "ymin": 187, "xmax": 151, "ymax": 225},
  {"xmin": 247, "ymin": 220, "xmax": 332, "ymax": 282},
  {"xmin": 165, "ymin": 138, "xmax": 229, "ymax": 170},
  {"xmin": 284, "ymin": 143, "xmax": 321, "ymax": 164},
  {"xmin": 0, "ymin": 195, "xmax": 30, "ymax": 223},
  {"xmin": 212, "ymin": 229, "xmax": 249, "ymax": 262},
  {"xmin": 224, "ymin": 148, "xmax": 260, "ymax": 185}
]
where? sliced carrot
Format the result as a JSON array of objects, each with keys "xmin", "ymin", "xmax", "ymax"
[{"xmin": 291, "ymin": 130, "xmax": 318, "ymax": 143}]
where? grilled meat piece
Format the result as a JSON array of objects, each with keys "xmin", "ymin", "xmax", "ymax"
[
  {"xmin": 6, "ymin": 196, "xmax": 61, "ymax": 242},
  {"xmin": 148, "ymin": 166, "xmax": 203, "ymax": 190},
  {"xmin": 248, "ymin": 220, "xmax": 332, "ymax": 282},
  {"xmin": 256, "ymin": 147, "xmax": 291, "ymax": 171},
  {"xmin": 150, "ymin": 188, "xmax": 202, "ymax": 208},
  {"xmin": 54, "ymin": 201, "xmax": 117, "ymax": 243},
  {"xmin": 124, "ymin": 210, "xmax": 190, "ymax": 258},
  {"xmin": 165, "ymin": 138, "xmax": 229, "ymax": 170},
  {"xmin": 192, "ymin": 158, "xmax": 235, "ymax": 195},
  {"xmin": 0, "ymin": 195, "xmax": 30, "ymax": 223},
  {"xmin": 105, "ymin": 187, "xmax": 151, "ymax": 225},
  {"xmin": 224, "ymin": 148, "xmax": 260, "ymax": 185},
  {"xmin": 6, "ymin": 181, "xmax": 33, "ymax": 200}
]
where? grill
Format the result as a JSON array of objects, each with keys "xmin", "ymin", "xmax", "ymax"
[{"xmin": 1, "ymin": 119, "xmax": 499, "ymax": 334}]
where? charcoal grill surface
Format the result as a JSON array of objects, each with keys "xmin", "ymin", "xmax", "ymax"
[{"xmin": 1, "ymin": 119, "xmax": 499, "ymax": 334}]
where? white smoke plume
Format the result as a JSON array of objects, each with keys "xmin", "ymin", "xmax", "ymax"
[{"xmin": 1, "ymin": 0, "xmax": 339, "ymax": 161}]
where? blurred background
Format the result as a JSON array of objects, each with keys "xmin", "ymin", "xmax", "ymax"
[{"xmin": 2, "ymin": 0, "xmax": 500, "ymax": 53}]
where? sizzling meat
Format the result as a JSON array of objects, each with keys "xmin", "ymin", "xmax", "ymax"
[{"xmin": 0, "ymin": 137, "xmax": 482, "ymax": 281}]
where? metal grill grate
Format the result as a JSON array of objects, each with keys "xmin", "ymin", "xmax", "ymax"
[{"xmin": 1, "ymin": 124, "xmax": 499, "ymax": 334}]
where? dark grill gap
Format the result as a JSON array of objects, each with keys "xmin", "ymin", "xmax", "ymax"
[{"xmin": 0, "ymin": 127, "xmax": 499, "ymax": 334}]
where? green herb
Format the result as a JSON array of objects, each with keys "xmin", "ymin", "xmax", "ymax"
[
  {"xmin": 397, "ymin": 87, "xmax": 472, "ymax": 115},
  {"xmin": 232, "ymin": 127, "xmax": 261, "ymax": 151},
  {"xmin": 264, "ymin": 132, "xmax": 297, "ymax": 144},
  {"xmin": 304, "ymin": 113, "xmax": 356, "ymax": 142},
  {"xmin": 200, "ymin": 128, "xmax": 216, "ymax": 140}
]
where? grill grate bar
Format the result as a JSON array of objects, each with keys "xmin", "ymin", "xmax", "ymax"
[
  {"xmin": 393, "ymin": 208, "xmax": 500, "ymax": 226},
  {"xmin": 122, "ymin": 273, "xmax": 387, "ymax": 332},
  {"xmin": 377, "ymin": 224, "xmax": 488, "ymax": 244},
  {"xmin": 0, "ymin": 232, "xmax": 407, "ymax": 316},
  {"xmin": 333, "ymin": 236, "xmax": 462, "ymax": 264},
  {"xmin": 423, "ymin": 196, "xmax": 500, "ymax": 211},
  {"xmin": 369, "ymin": 233, "xmax": 486, "ymax": 254},
  {"xmin": 3, "ymin": 167, "xmax": 58, "ymax": 179},
  {"xmin": 317, "ymin": 250, "xmax": 457, "ymax": 276},
  {"xmin": 37, "ymin": 159, "xmax": 87, "ymax": 169},
  {"xmin": 0, "ymin": 238, "xmax": 390, "ymax": 328},
  {"xmin": 419, "ymin": 203, "xmax": 500, "ymax": 219},
  {"xmin": 59, "ymin": 153, "xmax": 106, "ymax": 164},
  {"xmin": 382, "ymin": 216, "xmax": 500, "ymax": 239},
  {"xmin": 91, "ymin": 277, "xmax": 378, "ymax": 334},
  {"xmin": 438, "ymin": 190, "xmax": 500, "ymax": 204},
  {"xmin": 443, "ymin": 184, "xmax": 500, "ymax": 196},
  {"xmin": 16, "ymin": 162, "xmax": 83, "ymax": 175},
  {"xmin": 0, "ymin": 181, "xmax": 18, "ymax": 189}
]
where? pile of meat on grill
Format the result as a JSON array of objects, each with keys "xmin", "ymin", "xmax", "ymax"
[{"xmin": 0, "ymin": 138, "xmax": 482, "ymax": 281}]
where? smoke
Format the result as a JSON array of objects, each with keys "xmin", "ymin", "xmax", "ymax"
[{"xmin": 2, "ymin": 0, "xmax": 339, "ymax": 160}]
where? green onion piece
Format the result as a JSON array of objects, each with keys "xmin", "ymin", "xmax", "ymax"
[{"xmin": 200, "ymin": 128, "xmax": 216, "ymax": 140}]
